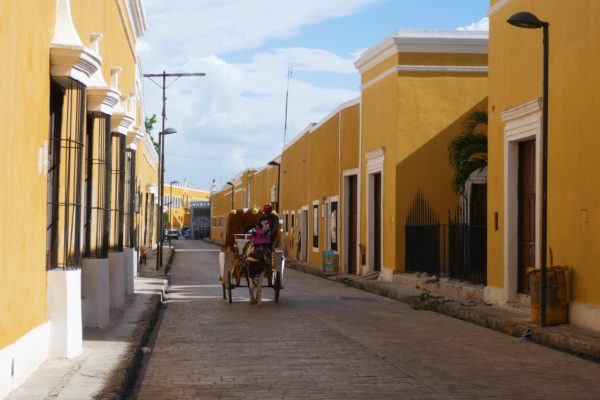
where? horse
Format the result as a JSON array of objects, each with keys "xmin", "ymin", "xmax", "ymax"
[{"xmin": 240, "ymin": 231, "xmax": 272, "ymax": 305}]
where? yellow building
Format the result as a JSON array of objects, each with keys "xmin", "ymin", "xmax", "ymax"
[
  {"xmin": 355, "ymin": 29, "xmax": 488, "ymax": 281},
  {"xmin": 0, "ymin": 1, "xmax": 156, "ymax": 396},
  {"xmin": 210, "ymin": 165, "xmax": 282, "ymax": 245},
  {"xmin": 486, "ymin": 0, "xmax": 600, "ymax": 330},
  {"xmin": 163, "ymin": 181, "xmax": 210, "ymax": 229}
]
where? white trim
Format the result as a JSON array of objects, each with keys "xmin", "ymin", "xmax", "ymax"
[
  {"xmin": 300, "ymin": 205, "xmax": 309, "ymax": 261},
  {"xmin": 86, "ymin": 34, "xmax": 120, "ymax": 115},
  {"xmin": 570, "ymin": 301, "xmax": 600, "ymax": 331},
  {"xmin": 366, "ymin": 148, "xmax": 384, "ymax": 273},
  {"xmin": 343, "ymin": 172, "xmax": 358, "ymax": 274},
  {"xmin": 328, "ymin": 196, "xmax": 339, "ymax": 254},
  {"xmin": 500, "ymin": 98, "xmax": 543, "ymax": 302},
  {"xmin": 282, "ymin": 123, "xmax": 316, "ymax": 152},
  {"xmin": 355, "ymin": 29, "xmax": 488, "ymax": 74},
  {"xmin": 50, "ymin": 0, "xmax": 101, "ymax": 86},
  {"xmin": 0, "ymin": 322, "xmax": 50, "ymax": 399},
  {"xmin": 487, "ymin": 0, "xmax": 512, "ymax": 17},
  {"xmin": 310, "ymin": 97, "xmax": 361, "ymax": 133},
  {"xmin": 361, "ymin": 64, "xmax": 488, "ymax": 90},
  {"xmin": 312, "ymin": 200, "xmax": 320, "ymax": 252},
  {"xmin": 357, "ymin": 95, "xmax": 363, "ymax": 274},
  {"xmin": 47, "ymin": 268, "xmax": 82, "ymax": 358},
  {"xmin": 124, "ymin": 0, "xmax": 148, "ymax": 38}
]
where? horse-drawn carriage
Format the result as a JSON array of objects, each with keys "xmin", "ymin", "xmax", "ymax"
[{"xmin": 218, "ymin": 208, "xmax": 284, "ymax": 304}]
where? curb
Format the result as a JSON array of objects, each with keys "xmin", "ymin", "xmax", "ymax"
[
  {"xmin": 287, "ymin": 261, "xmax": 600, "ymax": 363},
  {"xmin": 98, "ymin": 284, "xmax": 167, "ymax": 399}
]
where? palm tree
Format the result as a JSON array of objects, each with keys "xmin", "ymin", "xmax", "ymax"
[{"xmin": 448, "ymin": 111, "xmax": 488, "ymax": 194}]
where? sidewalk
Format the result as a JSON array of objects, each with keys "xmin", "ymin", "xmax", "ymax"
[
  {"xmin": 7, "ymin": 249, "xmax": 170, "ymax": 400},
  {"xmin": 286, "ymin": 259, "xmax": 600, "ymax": 363}
]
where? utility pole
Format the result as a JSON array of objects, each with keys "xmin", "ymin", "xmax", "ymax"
[
  {"xmin": 283, "ymin": 66, "xmax": 292, "ymax": 147},
  {"xmin": 143, "ymin": 71, "xmax": 205, "ymax": 270}
]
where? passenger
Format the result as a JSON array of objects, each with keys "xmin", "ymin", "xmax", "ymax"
[{"xmin": 255, "ymin": 204, "xmax": 279, "ymax": 250}]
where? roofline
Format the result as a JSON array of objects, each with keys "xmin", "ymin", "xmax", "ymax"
[
  {"xmin": 310, "ymin": 97, "xmax": 361, "ymax": 133},
  {"xmin": 354, "ymin": 29, "xmax": 488, "ymax": 74}
]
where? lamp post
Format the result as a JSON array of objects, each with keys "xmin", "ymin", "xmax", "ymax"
[
  {"xmin": 226, "ymin": 181, "xmax": 235, "ymax": 210},
  {"xmin": 157, "ymin": 127, "xmax": 177, "ymax": 269},
  {"xmin": 169, "ymin": 180, "xmax": 179, "ymax": 229},
  {"xmin": 268, "ymin": 160, "xmax": 281, "ymax": 212},
  {"xmin": 507, "ymin": 11, "xmax": 549, "ymax": 327}
]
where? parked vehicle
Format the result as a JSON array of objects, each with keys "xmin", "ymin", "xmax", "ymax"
[{"xmin": 165, "ymin": 229, "xmax": 179, "ymax": 240}]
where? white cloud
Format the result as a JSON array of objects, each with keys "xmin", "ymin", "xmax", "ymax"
[
  {"xmin": 457, "ymin": 16, "xmax": 489, "ymax": 31},
  {"xmin": 140, "ymin": 1, "xmax": 369, "ymax": 188}
]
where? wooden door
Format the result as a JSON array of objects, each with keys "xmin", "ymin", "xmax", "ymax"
[
  {"xmin": 518, "ymin": 140, "xmax": 536, "ymax": 294},
  {"xmin": 348, "ymin": 175, "xmax": 357, "ymax": 274},
  {"xmin": 373, "ymin": 173, "xmax": 382, "ymax": 272}
]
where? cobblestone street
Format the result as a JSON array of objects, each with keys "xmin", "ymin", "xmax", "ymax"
[{"xmin": 133, "ymin": 240, "xmax": 600, "ymax": 399}]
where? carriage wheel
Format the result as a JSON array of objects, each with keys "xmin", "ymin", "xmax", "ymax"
[
  {"xmin": 274, "ymin": 271, "xmax": 281, "ymax": 302},
  {"xmin": 227, "ymin": 271, "xmax": 233, "ymax": 303}
]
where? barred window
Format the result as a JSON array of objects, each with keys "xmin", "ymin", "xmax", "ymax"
[
  {"xmin": 143, "ymin": 193, "xmax": 155, "ymax": 248},
  {"xmin": 47, "ymin": 79, "xmax": 85, "ymax": 269},
  {"xmin": 313, "ymin": 203, "xmax": 319, "ymax": 248},
  {"xmin": 85, "ymin": 112, "xmax": 112, "ymax": 258},
  {"xmin": 109, "ymin": 133, "xmax": 126, "ymax": 251},
  {"xmin": 124, "ymin": 149, "xmax": 137, "ymax": 248}
]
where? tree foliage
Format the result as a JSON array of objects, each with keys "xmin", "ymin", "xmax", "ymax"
[
  {"xmin": 448, "ymin": 111, "xmax": 488, "ymax": 194},
  {"xmin": 144, "ymin": 114, "xmax": 159, "ymax": 153}
]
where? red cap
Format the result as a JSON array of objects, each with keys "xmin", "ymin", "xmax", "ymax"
[{"xmin": 263, "ymin": 204, "xmax": 272, "ymax": 214}]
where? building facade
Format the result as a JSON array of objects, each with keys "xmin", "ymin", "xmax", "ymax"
[
  {"xmin": 0, "ymin": 0, "xmax": 156, "ymax": 396},
  {"xmin": 486, "ymin": 0, "xmax": 600, "ymax": 330}
]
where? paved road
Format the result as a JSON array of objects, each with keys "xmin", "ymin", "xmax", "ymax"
[{"xmin": 136, "ymin": 240, "xmax": 600, "ymax": 399}]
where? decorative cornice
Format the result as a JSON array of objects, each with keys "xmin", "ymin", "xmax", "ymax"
[
  {"xmin": 50, "ymin": 0, "xmax": 101, "ymax": 86},
  {"xmin": 500, "ymin": 98, "xmax": 543, "ymax": 123},
  {"xmin": 86, "ymin": 34, "xmax": 121, "ymax": 114},
  {"xmin": 124, "ymin": 0, "xmax": 148, "ymax": 38},
  {"xmin": 361, "ymin": 64, "xmax": 488, "ymax": 90},
  {"xmin": 354, "ymin": 29, "xmax": 488, "ymax": 74},
  {"xmin": 365, "ymin": 147, "xmax": 385, "ymax": 161},
  {"xmin": 110, "ymin": 73, "xmax": 135, "ymax": 135},
  {"xmin": 487, "ymin": 0, "xmax": 512, "ymax": 17}
]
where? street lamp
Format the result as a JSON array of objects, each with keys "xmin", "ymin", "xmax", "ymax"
[
  {"xmin": 169, "ymin": 180, "xmax": 179, "ymax": 229},
  {"xmin": 226, "ymin": 181, "xmax": 235, "ymax": 210},
  {"xmin": 268, "ymin": 160, "xmax": 281, "ymax": 212},
  {"xmin": 508, "ymin": 11, "xmax": 549, "ymax": 327},
  {"xmin": 157, "ymin": 127, "xmax": 177, "ymax": 270}
]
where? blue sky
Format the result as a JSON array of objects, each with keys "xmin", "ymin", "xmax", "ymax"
[{"xmin": 139, "ymin": 0, "xmax": 488, "ymax": 190}]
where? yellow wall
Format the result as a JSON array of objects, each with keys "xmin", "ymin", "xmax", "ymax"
[
  {"xmin": 281, "ymin": 132, "xmax": 311, "ymax": 255},
  {"xmin": 164, "ymin": 184, "xmax": 209, "ymax": 229},
  {"xmin": 308, "ymin": 116, "xmax": 340, "ymax": 266},
  {"xmin": 360, "ymin": 51, "xmax": 487, "ymax": 273},
  {"xmin": 136, "ymin": 137, "xmax": 159, "ymax": 249},
  {"xmin": 0, "ymin": 0, "xmax": 56, "ymax": 348},
  {"xmin": 488, "ymin": 1, "xmax": 600, "ymax": 305},
  {"xmin": 71, "ymin": 0, "xmax": 137, "ymax": 96},
  {"xmin": 0, "ymin": 0, "xmax": 146, "ymax": 349}
]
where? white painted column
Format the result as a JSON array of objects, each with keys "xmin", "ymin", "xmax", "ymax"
[
  {"xmin": 109, "ymin": 252, "xmax": 126, "ymax": 309},
  {"xmin": 123, "ymin": 247, "xmax": 137, "ymax": 295},
  {"xmin": 47, "ymin": 269, "xmax": 82, "ymax": 358},
  {"xmin": 81, "ymin": 258, "xmax": 110, "ymax": 328}
]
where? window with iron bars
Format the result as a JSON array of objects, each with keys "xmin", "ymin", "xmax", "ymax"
[
  {"xmin": 47, "ymin": 79, "xmax": 85, "ymax": 270},
  {"xmin": 143, "ymin": 192, "xmax": 155, "ymax": 248},
  {"xmin": 124, "ymin": 149, "xmax": 137, "ymax": 248},
  {"xmin": 85, "ymin": 112, "xmax": 112, "ymax": 258},
  {"xmin": 109, "ymin": 133, "xmax": 126, "ymax": 251}
]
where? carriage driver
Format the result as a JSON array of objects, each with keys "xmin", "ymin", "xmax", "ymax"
[{"xmin": 256, "ymin": 204, "xmax": 279, "ymax": 250}]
